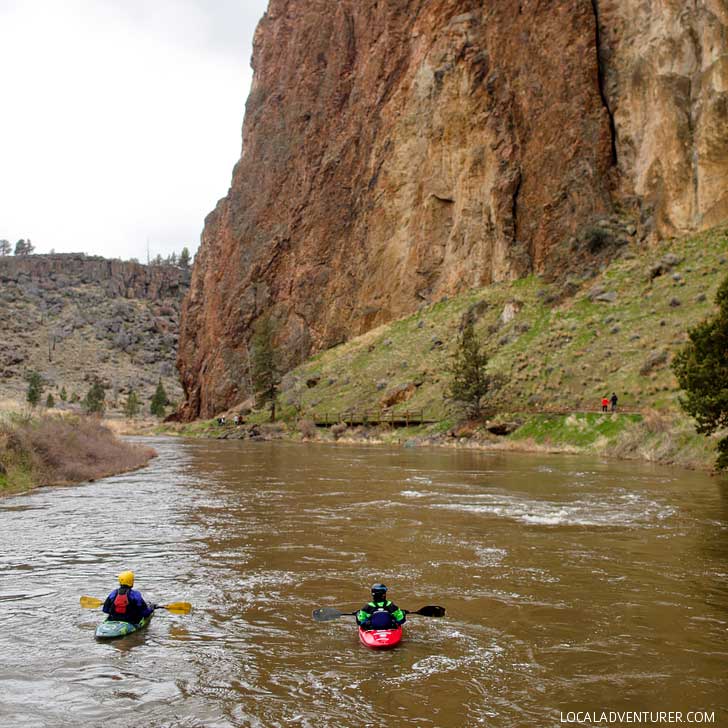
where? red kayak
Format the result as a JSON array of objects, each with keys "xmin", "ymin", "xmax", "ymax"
[{"xmin": 358, "ymin": 625, "xmax": 402, "ymax": 649}]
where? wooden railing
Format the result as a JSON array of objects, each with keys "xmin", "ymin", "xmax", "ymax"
[{"xmin": 310, "ymin": 409, "xmax": 434, "ymax": 427}]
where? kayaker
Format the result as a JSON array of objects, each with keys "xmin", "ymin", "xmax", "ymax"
[
  {"xmin": 356, "ymin": 583, "xmax": 406, "ymax": 630},
  {"xmin": 102, "ymin": 571, "xmax": 155, "ymax": 624}
]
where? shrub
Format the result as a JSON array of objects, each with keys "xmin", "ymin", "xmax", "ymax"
[
  {"xmin": 582, "ymin": 225, "xmax": 615, "ymax": 254},
  {"xmin": 331, "ymin": 422, "xmax": 347, "ymax": 440},
  {"xmin": 298, "ymin": 419, "xmax": 317, "ymax": 440},
  {"xmin": 0, "ymin": 415, "xmax": 156, "ymax": 491}
]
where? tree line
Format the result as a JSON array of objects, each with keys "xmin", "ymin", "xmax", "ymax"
[
  {"xmin": 26, "ymin": 373, "xmax": 170, "ymax": 419},
  {"xmin": 0, "ymin": 239, "xmax": 35, "ymax": 256},
  {"xmin": 0, "ymin": 239, "xmax": 192, "ymax": 268}
]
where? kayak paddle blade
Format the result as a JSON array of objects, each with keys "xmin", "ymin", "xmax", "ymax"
[
  {"xmin": 80, "ymin": 595, "xmax": 103, "ymax": 609},
  {"xmin": 411, "ymin": 605, "xmax": 446, "ymax": 617},
  {"xmin": 160, "ymin": 601, "xmax": 192, "ymax": 614},
  {"xmin": 313, "ymin": 607, "xmax": 354, "ymax": 621}
]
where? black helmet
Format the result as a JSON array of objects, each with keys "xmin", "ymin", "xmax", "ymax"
[{"xmin": 371, "ymin": 583, "xmax": 387, "ymax": 600}]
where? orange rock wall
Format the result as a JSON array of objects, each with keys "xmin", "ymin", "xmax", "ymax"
[{"xmin": 178, "ymin": 0, "xmax": 728, "ymax": 419}]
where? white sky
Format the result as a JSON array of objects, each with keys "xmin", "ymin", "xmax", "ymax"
[{"xmin": 0, "ymin": 0, "xmax": 269, "ymax": 261}]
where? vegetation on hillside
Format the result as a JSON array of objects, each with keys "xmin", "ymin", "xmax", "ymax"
[
  {"xmin": 251, "ymin": 316, "xmax": 281, "ymax": 422},
  {"xmin": 672, "ymin": 273, "xmax": 728, "ymax": 468},
  {"xmin": 0, "ymin": 414, "xmax": 156, "ymax": 495}
]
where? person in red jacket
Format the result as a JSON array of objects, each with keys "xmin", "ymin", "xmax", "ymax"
[
  {"xmin": 102, "ymin": 571, "xmax": 155, "ymax": 624},
  {"xmin": 601, "ymin": 396, "xmax": 609, "ymax": 412}
]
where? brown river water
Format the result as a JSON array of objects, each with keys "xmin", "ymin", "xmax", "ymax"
[{"xmin": 1, "ymin": 438, "xmax": 727, "ymax": 727}]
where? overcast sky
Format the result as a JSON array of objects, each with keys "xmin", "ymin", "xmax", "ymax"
[{"xmin": 0, "ymin": 0, "xmax": 269, "ymax": 261}]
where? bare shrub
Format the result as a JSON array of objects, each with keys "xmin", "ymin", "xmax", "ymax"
[
  {"xmin": 1, "ymin": 414, "xmax": 156, "ymax": 488},
  {"xmin": 298, "ymin": 419, "xmax": 317, "ymax": 440},
  {"xmin": 330, "ymin": 422, "xmax": 347, "ymax": 440}
]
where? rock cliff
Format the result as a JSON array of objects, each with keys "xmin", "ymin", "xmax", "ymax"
[
  {"xmin": 178, "ymin": 0, "xmax": 728, "ymax": 419},
  {"xmin": 0, "ymin": 254, "xmax": 189, "ymax": 411}
]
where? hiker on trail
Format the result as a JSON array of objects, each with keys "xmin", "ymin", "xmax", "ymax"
[
  {"xmin": 356, "ymin": 583, "xmax": 406, "ymax": 631},
  {"xmin": 102, "ymin": 571, "xmax": 155, "ymax": 624},
  {"xmin": 611, "ymin": 392, "xmax": 618, "ymax": 412},
  {"xmin": 601, "ymin": 396, "xmax": 609, "ymax": 412}
]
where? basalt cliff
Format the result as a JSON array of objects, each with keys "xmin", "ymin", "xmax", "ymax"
[
  {"xmin": 178, "ymin": 0, "xmax": 728, "ymax": 419},
  {"xmin": 0, "ymin": 254, "xmax": 189, "ymax": 411}
]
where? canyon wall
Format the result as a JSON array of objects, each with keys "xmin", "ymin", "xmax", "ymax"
[{"xmin": 178, "ymin": 0, "xmax": 728, "ymax": 419}]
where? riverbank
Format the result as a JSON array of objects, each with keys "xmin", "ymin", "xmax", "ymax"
[
  {"xmin": 0, "ymin": 413, "xmax": 157, "ymax": 496},
  {"xmin": 156, "ymin": 407, "xmax": 718, "ymax": 471}
]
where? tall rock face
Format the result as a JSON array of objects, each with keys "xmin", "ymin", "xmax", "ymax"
[
  {"xmin": 596, "ymin": 0, "xmax": 728, "ymax": 232},
  {"xmin": 178, "ymin": 0, "xmax": 728, "ymax": 419}
]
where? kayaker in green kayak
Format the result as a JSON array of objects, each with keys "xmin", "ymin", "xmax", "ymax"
[
  {"xmin": 356, "ymin": 584, "xmax": 406, "ymax": 630},
  {"xmin": 102, "ymin": 571, "xmax": 155, "ymax": 624}
]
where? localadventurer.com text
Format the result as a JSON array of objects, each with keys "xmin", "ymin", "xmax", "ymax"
[{"xmin": 560, "ymin": 712, "xmax": 715, "ymax": 724}]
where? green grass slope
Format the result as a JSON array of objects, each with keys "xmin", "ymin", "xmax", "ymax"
[
  {"xmin": 267, "ymin": 226, "xmax": 727, "ymax": 466},
  {"xmin": 283, "ymin": 228, "xmax": 726, "ymax": 414}
]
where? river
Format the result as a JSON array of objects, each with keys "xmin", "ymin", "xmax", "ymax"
[{"xmin": 1, "ymin": 438, "xmax": 726, "ymax": 727}]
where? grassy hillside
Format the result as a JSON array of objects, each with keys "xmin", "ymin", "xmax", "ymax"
[
  {"xmin": 172, "ymin": 226, "xmax": 728, "ymax": 469},
  {"xmin": 280, "ymin": 227, "xmax": 726, "ymax": 414}
]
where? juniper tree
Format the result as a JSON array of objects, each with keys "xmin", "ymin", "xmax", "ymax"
[
  {"xmin": 46, "ymin": 393, "xmax": 55, "ymax": 408},
  {"xmin": 124, "ymin": 389, "xmax": 141, "ymax": 419},
  {"xmin": 673, "ymin": 273, "xmax": 728, "ymax": 468},
  {"xmin": 150, "ymin": 379, "xmax": 169, "ymax": 418},
  {"xmin": 446, "ymin": 320, "xmax": 492, "ymax": 419},
  {"xmin": 251, "ymin": 316, "xmax": 281, "ymax": 422},
  {"xmin": 26, "ymin": 371, "xmax": 43, "ymax": 407},
  {"xmin": 83, "ymin": 381, "xmax": 106, "ymax": 414}
]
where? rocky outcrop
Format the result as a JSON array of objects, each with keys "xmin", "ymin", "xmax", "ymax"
[
  {"xmin": 178, "ymin": 0, "xmax": 728, "ymax": 419},
  {"xmin": 595, "ymin": 0, "xmax": 728, "ymax": 233},
  {"xmin": 0, "ymin": 254, "xmax": 189, "ymax": 300},
  {"xmin": 0, "ymin": 254, "xmax": 189, "ymax": 410}
]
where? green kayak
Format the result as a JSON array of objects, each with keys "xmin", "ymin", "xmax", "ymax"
[{"xmin": 95, "ymin": 612, "xmax": 153, "ymax": 639}]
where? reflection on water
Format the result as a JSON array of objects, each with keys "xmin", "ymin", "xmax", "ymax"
[{"xmin": 1, "ymin": 438, "xmax": 727, "ymax": 726}]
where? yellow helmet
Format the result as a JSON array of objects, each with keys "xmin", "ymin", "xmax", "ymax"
[{"xmin": 118, "ymin": 570, "xmax": 135, "ymax": 587}]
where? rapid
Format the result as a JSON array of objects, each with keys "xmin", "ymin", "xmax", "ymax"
[{"xmin": 1, "ymin": 438, "xmax": 726, "ymax": 727}]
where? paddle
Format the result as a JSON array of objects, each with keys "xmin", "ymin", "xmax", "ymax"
[
  {"xmin": 79, "ymin": 595, "xmax": 192, "ymax": 614},
  {"xmin": 312, "ymin": 605, "xmax": 445, "ymax": 622}
]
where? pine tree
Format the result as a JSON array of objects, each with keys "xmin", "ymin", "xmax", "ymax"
[
  {"xmin": 124, "ymin": 389, "xmax": 141, "ymax": 418},
  {"xmin": 0, "ymin": 240, "xmax": 10, "ymax": 256},
  {"xmin": 150, "ymin": 379, "xmax": 169, "ymax": 418},
  {"xmin": 673, "ymin": 273, "xmax": 728, "ymax": 468},
  {"xmin": 251, "ymin": 316, "xmax": 281, "ymax": 422},
  {"xmin": 83, "ymin": 381, "xmax": 106, "ymax": 414},
  {"xmin": 446, "ymin": 320, "xmax": 492, "ymax": 419},
  {"xmin": 14, "ymin": 239, "xmax": 27, "ymax": 256},
  {"xmin": 26, "ymin": 371, "xmax": 43, "ymax": 407},
  {"xmin": 179, "ymin": 247, "xmax": 191, "ymax": 269},
  {"xmin": 46, "ymin": 392, "xmax": 55, "ymax": 408},
  {"xmin": 59, "ymin": 386, "xmax": 67, "ymax": 401}
]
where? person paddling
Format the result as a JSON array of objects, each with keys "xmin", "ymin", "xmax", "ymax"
[
  {"xmin": 356, "ymin": 583, "xmax": 406, "ymax": 631},
  {"xmin": 102, "ymin": 571, "xmax": 155, "ymax": 624}
]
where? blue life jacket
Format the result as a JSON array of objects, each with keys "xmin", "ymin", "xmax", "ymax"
[{"xmin": 370, "ymin": 610, "xmax": 396, "ymax": 629}]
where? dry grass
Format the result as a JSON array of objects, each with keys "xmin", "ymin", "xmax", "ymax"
[{"xmin": 0, "ymin": 414, "xmax": 156, "ymax": 493}]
